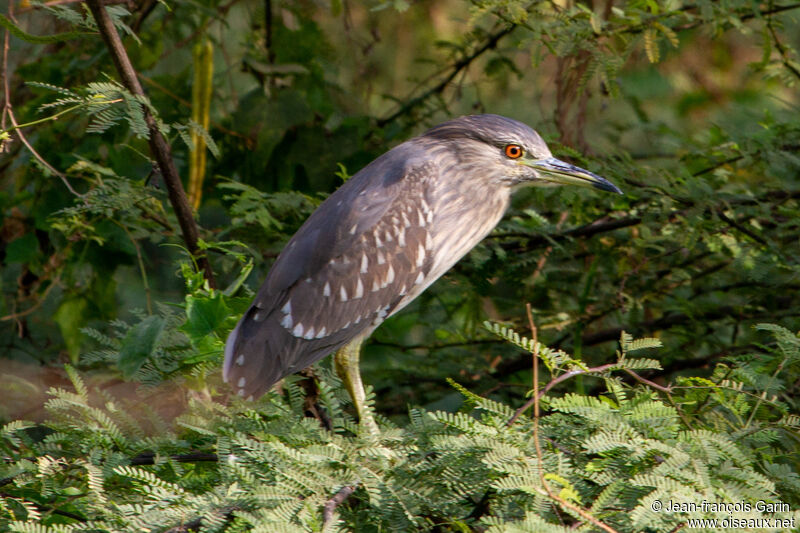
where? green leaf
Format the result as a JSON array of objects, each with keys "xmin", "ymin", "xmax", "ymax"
[
  {"xmin": 117, "ymin": 316, "xmax": 165, "ymax": 378},
  {"xmin": 182, "ymin": 291, "xmax": 231, "ymax": 345},
  {"xmin": 5, "ymin": 233, "xmax": 39, "ymax": 264},
  {"xmin": 0, "ymin": 14, "xmax": 87, "ymax": 43},
  {"xmin": 54, "ymin": 298, "xmax": 88, "ymax": 364}
]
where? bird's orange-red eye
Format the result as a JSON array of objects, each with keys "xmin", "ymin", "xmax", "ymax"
[{"xmin": 504, "ymin": 144, "xmax": 523, "ymax": 159}]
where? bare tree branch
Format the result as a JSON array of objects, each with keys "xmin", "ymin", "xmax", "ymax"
[
  {"xmin": 507, "ymin": 362, "xmax": 616, "ymax": 427},
  {"xmin": 84, "ymin": 0, "xmax": 216, "ymax": 287},
  {"xmin": 322, "ymin": 485, "xmax": 357, "ymax": 526},
  {"xmin": 377, "ymin": 24, "xmax": 516, "ymax": 127}
]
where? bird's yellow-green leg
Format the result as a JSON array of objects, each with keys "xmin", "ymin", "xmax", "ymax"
[{"xmin": 334, "ymin": 337, "xmax": 378, "ymax": 435}]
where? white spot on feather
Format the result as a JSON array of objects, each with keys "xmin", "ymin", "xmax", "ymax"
[
  {"xmin": 415, "ymin": 271, "xmax": 425, "ymax": 285},
  {"xmin": 303, "ymin": 327, "xmax": 316, "ymax": 340},
  {"xmin": 416, "ymin": 244, "xmax": 425, "ymax": 267},
  {"xmin": 372, "ymin": 279, "xmax": 380, "ymax": 292},
  {"xmin": 253, "ymin": 311, "xmax": 265, "ymax": 322},
  {"xmin": 425, "ymin": 232, "xmax": 433, "ymax": 249},
  {"xmin": 340, "ymin": 285, "xmax": 348, "ymax": 302},
  {"xmin": 323, "ymin": 282, "xmax": 331, "ymax": 297},
  {"xmin": 316, "ymin": 327, "xmax": 327, "ymax": 338},
  {"xmin": 398, "ymin": 227, "xmax": 406, "ymax": 247},
  {"xmin": 399, "ymin": 284, "xmax": 407, "ymax": 295},
  {"xmin": 360, "ymin": 254, "xmax": 368, "ymax": 274},
  {"xmin": 281, "ymin": 313, "xmax": 293, "ymax": 329},
  {"xmin": 385, "ymin": 265, "xmax": 395, "ymax": 286},
  {"xmin": 426, "ymin": 210, "xmax": 434, "ymax": 223},
  {"xmin": 373, "ymin": 305, "xmax": 389, "ymax": 325},
  {"xmin": 293, "ymin": 323, "xmax": 304, "ymax": 337},
  {"xmin": 237, "ymin": 389, "xmax": 245, "ymax": 397},
  {"xmin": 236, "ymin": 354, "xmax": 245, "ymax": 366},
  {"xmin": 282, "ymin": 301, "xmax": 292, "ymax": 315},
  {"xmin": 401, "ymin": 212, "xmax": 411, "ymax": 228},
  {"xmin": 349, "ymin": 224, "xmax": 357, "ymax": 235},
  {"xmin": 355, "ymin": 278, "xmax": 364, "ymax": 299},
  {"xmin": 377, "ymin": 251, "xmax": 386, "ymax": 265},
  {"xmin": 374, "ymin": 231, "xmax": 383, "ymax": 248},
  {"xmin": 417, "ymin": 209, "xmax": 426, "ymax": 226},
  {"xmin": 237, "ymin": 377, "xmax": 246, "ymax": 388}
]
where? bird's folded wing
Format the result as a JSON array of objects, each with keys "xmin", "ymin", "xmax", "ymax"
[{"xmin": 223, "ymin": 150, "xmax": 439, "ymax": 398}]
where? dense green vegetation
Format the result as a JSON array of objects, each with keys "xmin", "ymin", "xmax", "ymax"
[{"xmin": 1, "ymin": 0, "xmax": 800, "ymax": 530}]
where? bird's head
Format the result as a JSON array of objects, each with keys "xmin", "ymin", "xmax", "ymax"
[{"xmin": 422, "ymin": 114, "xmax": 622, "ymax": 194}]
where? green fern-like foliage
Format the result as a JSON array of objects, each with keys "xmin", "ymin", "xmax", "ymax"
[
  {"xmin": 30, "ymin": 80, "xmax": 151, "ymax": 139},
  {"xmin": 2, "ymin": 322, "xmax": 798, "ymax": 531},
  {"xmin": 80, "ymin": 267, "xmax": 250, "ymax": 387}
]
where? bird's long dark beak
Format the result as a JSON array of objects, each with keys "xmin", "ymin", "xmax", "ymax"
[{"xmin": 529, "ymin": 157, "xmax": 622, "ymax": 194}]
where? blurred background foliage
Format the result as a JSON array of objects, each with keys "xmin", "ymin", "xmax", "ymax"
[
  {"xmin": 1, "ymin": 0, "xmax": 799, "ymax": 421},
  {"xmin": 3, "ymin": 0, "xmax": 800, "ymax": 530}
]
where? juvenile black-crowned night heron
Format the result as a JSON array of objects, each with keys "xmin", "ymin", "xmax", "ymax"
[{"xmin": 224, "ymin": 114, "xmax": 620, "ymax": 430}]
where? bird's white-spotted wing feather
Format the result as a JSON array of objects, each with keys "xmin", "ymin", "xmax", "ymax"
[
  {"xmin": 277, "ymin": 195, "xmax": 434, "ymax": 339},
  {"xmin": 224, "ymin": 152, "xmax": 438, "ymax": 399}
]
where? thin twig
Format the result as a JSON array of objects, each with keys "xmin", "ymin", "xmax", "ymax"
[
  {"xmin": 2, "ymin": 16, "xmax": 81, "ymax": 173},
  {"xmin": 622, "ymin": 368, "xmax": 671, "ymax": 393},
  {"xmin": 622, "ymin": 368, "xmax": 695, "ymax": 428},
  {"xmin": 523, "ymin": 304, "xmax": 619, "ymax": 533},
  {"xmin": 0, "ymin": 276, "xmax": 60, "ymax": 321},
  {"xmin": 117, "ymin": 222, "xmax": 153, "ymax": 314},
  {"xmin": 0, "ymin": 2, "xmax": 11, "ymax": 135},
  {"xmin": 369, "ymin": 338, "xmax": 500, "ymax": 353},
  {"xmin": 490, "ymin": 215, "xmax": 643, "ymax": 245},
  {"xmin": 1, "ymin": 451, "xmax": 219, "ymax": 489},
  {"xmin": 17, "ymin": 0, "xmax": 128, "ymax": 13},
  {"xmin": 4, "ymin": 106, "xmax": 82, "ymax": 196},
  {"xmin": 138, "ymin": 73, "xmax": 253, "ymax": 142},
  {"xmin": 129, "ymin": 452, "xmax": 219, "ymax": 465},
  {"xmin": 85, "ymin": 0, "xmax": 216, "ymax": 287},
  {"xmin": 1, "ymin": 2, "xmax": 80, "ymax": 198},
  {"xmin": 528, "ymin": 302, "xmax": 540, "ymax": 427},
  {"xmin": 162, "ymin": 506, "xmax": 239, "ymax": 533},
  {"xmin": 164, "ymin": 0, "xmax": 243, "ymax": 58},
  {"xmin": 717, "ymin": 212, "xmax": 768, "ymax": 245},
  {"xmin": 494, "ymin": 299, "xmax": 800, "ymax": 381},
  {"xmin": 322, "ymin": 485, "xmax": 357, "ymax": 526},
  {"xmin": 377, "ymin": 23, "xmax": 516, "ymax": 127},
  {"xmin": 744, "ymin": 355, "xmax": 787, "ymax": 428},
  {"xmin": 767, "ymin": 1, "xmax": 800, "ymax": 80},
  {"xmin": 507, "ymin": 363, "xmax": 616, "ymax": 426}
]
